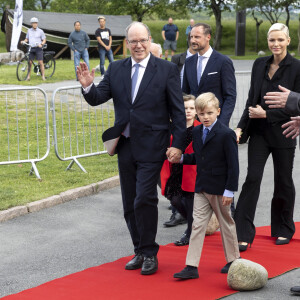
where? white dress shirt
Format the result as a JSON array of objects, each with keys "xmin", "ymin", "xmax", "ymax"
[
  {"xmin": 131, "ymin": 54, "xmax": 151, "ymax": 101},
  {"xmin": 197, "ymin": 46, "xmax": 213, "ymax": 77}
]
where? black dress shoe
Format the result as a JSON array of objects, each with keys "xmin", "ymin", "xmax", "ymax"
[
  {"xmin": 164, "ymin": 212, "xmax": 187, "ymax": 227},
  {"xmin": 174, "ymin": 233, "xmax": 190, "ymax": 246},
  {"xmin": 275, "ymin": 237, "xmax": 290, "ymax": 245},
  {"xmin": 174, "ymin": 266, "xmax": 199, "ymax": 279},
  {"xmin": 141, "ymin": 256, "xmax": 158, "ymax": 275},
  {"xmin": 238, "ymin": 242, "xmax": 250, "ymax": 252},
  {"xmin": 291, "ymin": 286, "xmax": 300, "ymax": 295},
  {"xmin": 125, "ymin": 253, "xmax": 144, "ymax": 270},
  {"xmin": 221, "ymin": 261, "xmax": 233, "ymax": 273}
]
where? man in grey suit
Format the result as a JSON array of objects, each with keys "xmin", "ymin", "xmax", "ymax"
[
  {"xmin": 77, "ymin": 22, "xmax": 186, "ymax": 276},
  {"xmin": 265, "ymin": 85, "xmax": 300, "ymax": 139},
  {"xmin": 264, "ymin": 85, "xmax": 300, "ymax": 295}
]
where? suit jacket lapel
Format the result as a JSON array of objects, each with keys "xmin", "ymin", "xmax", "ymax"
[
  {"xmin": 188, "ymin": 54, "xmax": 198, "ymax": 91},
  {"xmin": 203, "ymin": 121, "xmax": 219, "ymax": 146},
  {"xmin": 134, "ymin": 55, "xmax": 156, "ymax": 104},
  {"xmin": 253, "ymin": 60, "xmax": 266, "ymax": 105},
  {"xmin": 122, "ymin": 58, "xmax": 133, "ymax": 104},
  {"xmin": 198, "ymin": 50, "xmax": 217, "ymax": 91}
]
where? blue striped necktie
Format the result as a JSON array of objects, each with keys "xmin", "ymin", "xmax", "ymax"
[
  {"xmin": 202, "ymin": 127, "xmax": 209, "ymax": 143},
  {"xmin": 131, "ymin": 63, "xmax": 140, "ymax": 102},
  {"xmin": 197, "ymin": 56, "xmax": 204, "ymax": 85}
]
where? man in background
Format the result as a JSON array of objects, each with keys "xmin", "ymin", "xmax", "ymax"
[
  {"xmin": 21, "ymin": 17, "xmax": 46, "ymax": 81},
  {"xmin": 162, "ymin": 17, "xmax": 179, "ymax": 60},
  {"xmin": 68, "ymin": 21, "xmax": 90, "ymax": 80},
  {"xmin": 182, "ymin": 23, "xmax": 236, "ymax": 127},
  {"xmin": 95, "ymin": 15, "xmax": 114, "ymax": 77},
  {"xmin": 185, "ymin": 19, "xmax": 194, "ymax": 47},
  {"xmin": 150, "ymin": 42, "xmax": 162, "ymax": 58}
]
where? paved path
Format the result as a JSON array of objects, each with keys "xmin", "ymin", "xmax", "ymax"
[
  {"xmin": 1, "ymin": 143, "xmax": 300, "ymax": 298},
  {"xmin": 1, "ymin": 59, "xmax": 300, "ymax": 299}
]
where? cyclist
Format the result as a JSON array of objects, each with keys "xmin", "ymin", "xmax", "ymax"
[{"xmin": 21, "ymin": 17, "xmax": 46, "ymax": 81}]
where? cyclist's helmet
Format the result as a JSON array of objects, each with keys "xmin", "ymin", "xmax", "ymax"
[{"xmin": 30, "ymin": 17, "xmax": 39, "ymax": 23}]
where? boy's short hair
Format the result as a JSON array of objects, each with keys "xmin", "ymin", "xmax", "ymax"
[
  {"xmin": 195, "ymin": 92, "xmax": 219, "ymax": 111},
  {"xmin": 183, "ymin": 94, "xmax": 195, "ymax": 102}
]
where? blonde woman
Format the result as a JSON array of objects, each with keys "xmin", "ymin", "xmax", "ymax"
[{"xmin": 234, "ymin": 23, "xmax": 300, "ymax": 251}]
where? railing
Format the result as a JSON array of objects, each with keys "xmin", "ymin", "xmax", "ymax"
[
  {"xmin": 0, "ymin": 70, "xmax": 252, "ymax": 177},
  {"xmin": 0, "ymin": 87, "xmax": 50, "ymax": 179},
  {"xmin": 51, "ymin": 85, "xmax": 114, "ymax": 173}
]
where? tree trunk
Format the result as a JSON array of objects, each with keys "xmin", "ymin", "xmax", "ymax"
[
  {"xmin": 211, "ymin": 1, "xmax": 222, "ymax": 50},
  {"xmin": 285, "ymin": 4, "xmax": 290, "ymax": 28},
  {"xmin": 255, "ymin": 23, "xmax": 259, "ymax": 53},
  {"xmin": 298, "ymin": 14, "xmax": 300, "ymax": 56}
]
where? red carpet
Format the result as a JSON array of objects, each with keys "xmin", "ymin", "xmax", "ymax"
[{"xmin": 3, "ymin": 223, "xmax": 300, "ymax": 300}]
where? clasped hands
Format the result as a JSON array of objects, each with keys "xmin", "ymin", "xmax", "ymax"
[
  {"xmin": 166, "ymin": 147, "xmax": 182, "ymax": 164},
  {"xmin": 248, "ymin": 105, "xmax": 266, "ymax": 119}
]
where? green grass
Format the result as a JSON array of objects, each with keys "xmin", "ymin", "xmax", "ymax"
[
  {"xmin": 0, "ymin": 57, "xmax": 108, "ymax": 85},
  {"xmin": 0, "ymin": 89, "xmax": 118, "ymax": 211}
]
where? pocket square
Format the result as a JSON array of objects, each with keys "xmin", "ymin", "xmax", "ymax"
[{"xmin": 208, "ymin": 72, "xmax": 218, "ymax": 75}]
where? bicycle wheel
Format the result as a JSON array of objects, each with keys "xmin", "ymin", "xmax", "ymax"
[
  {"xmin": 44, "ymin": 56, "xmax": 56, "ymax": 78},
  {"xmin": 16, "ymin": 58, "xmax": 30, "ymax": 81}
]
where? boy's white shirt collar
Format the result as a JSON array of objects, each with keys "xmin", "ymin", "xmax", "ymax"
[{"xmin": 202, "ymin": 118, "xmax": 217, "ymax": 131}]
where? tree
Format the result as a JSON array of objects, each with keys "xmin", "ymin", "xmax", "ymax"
[
  {"xmin": 251, "ymin": 11, "xmax": 263, "ymax": 53},
  {"xmin": 237, "ymin": 0, "xmax": 300, "ymax": 27},
  {"xmin": 175, "ymin": 0, "xmax": 234, "ymax": 50},
  {"xmin": 108, "ymin": 0, "xmax": 170, "ymax": 22}
]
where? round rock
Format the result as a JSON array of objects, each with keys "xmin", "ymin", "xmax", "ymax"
[
  {"xmin": 205, "ymin": 212, "xmax": 220, "ymax": 235},
  {"xmin": 227, "ymin": 258, "xmax": 268, "ymax": 291}
]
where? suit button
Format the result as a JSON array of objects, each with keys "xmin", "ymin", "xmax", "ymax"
[
  {"xmin": 201, "ymin": 168, "xmax": 205, "ymax": 171},
  {"xmin": 201, "ymin": 156, "xmax": 204, "ymax": 160},
  {"xmin": 130, "ymin": 109, "xmax": 134, "ymax": 113}
]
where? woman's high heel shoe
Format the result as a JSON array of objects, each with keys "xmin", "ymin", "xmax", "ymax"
[{"xmin": 238, "ymin": 242, "xmax": 251, "ymax": 252}]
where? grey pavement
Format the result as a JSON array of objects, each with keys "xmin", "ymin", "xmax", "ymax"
[
  {"xmin": 1, "ymin": 60, "xmax": 300, "ymax": 299},
  {"xmin": 1, "ymin": 144, "xmax": 300, "ymax": 299}
]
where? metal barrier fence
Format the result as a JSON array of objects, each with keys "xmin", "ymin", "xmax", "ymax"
[
  {"xmin": 51, "ymin": 85, "xmax": 114, "ymax": 173},
  {"xmin": 0, "ymin": 71, "xmax": 252, "ymax": 177},
  {"xmin": 0, "ymin": 87, "xmax": 50, "ymax": 179}
]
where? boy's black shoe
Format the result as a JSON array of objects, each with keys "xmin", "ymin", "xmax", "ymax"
[
  {"xmin": 221, "ymin": 261, "xmax": 233, "ymax": 273},
  {"xmin": 291, "ymin": 286, "xmax": 300, "ymax": 295},
  {"xmin": 164, "ymin": 212, "xmax": 186, "ymax": 227},
  {"xmin": 174, "ymin": 266, "xmax": 199, "ymax": 279}
]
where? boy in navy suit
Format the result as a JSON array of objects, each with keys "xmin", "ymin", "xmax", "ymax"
[{"xmin": 170, "ymin": 92, "xmax": 240, "ymax": 279}]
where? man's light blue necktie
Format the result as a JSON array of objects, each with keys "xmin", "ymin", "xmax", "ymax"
[
  {"xmin": 123, "ymin": 63, "xmax": 140, "ymax": 137},
  {"xmin": 197, "ymin": 56, "xmax": 204, "ymax": 85},
  {"xmin": 131, "ymin": 63, "xmax": 140, "ymax": 102},
  {"xmin": 202, "ymin": 127, "xmax": 209, "ymax": 143}
]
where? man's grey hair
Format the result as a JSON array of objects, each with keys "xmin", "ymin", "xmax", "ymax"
[
  {"xmin": 151, "ymin": 42, "xmax": 162, "ymax": 56},
  {"xmin": 125, "ymin": 21, "xmax": 151, "ymax": 39}
]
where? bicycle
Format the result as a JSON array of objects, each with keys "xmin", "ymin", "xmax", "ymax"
[{"xmin": 16, "ymin": 42, "xmax": 56, "ymax": 81}]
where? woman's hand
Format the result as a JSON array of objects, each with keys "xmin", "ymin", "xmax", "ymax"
[
  {"xmin": 235, "ymin": 128, "xmax": 242, "ymax": 144},
  {"xmin": 249, "ymin": 105, "xmax": 266, "ymax": 119}
]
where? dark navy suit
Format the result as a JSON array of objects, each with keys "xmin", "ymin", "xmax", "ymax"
[
  {"xmin": 83, "ymin": 54, "xmax": 186, "ymax": 256},
  {"xmin": 182, "ymin": 50, "xmax": 236, "ymax": 127},
  {"xmin": 183, "ymin": 120, "xmax": 239, "ymax": 195}
]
